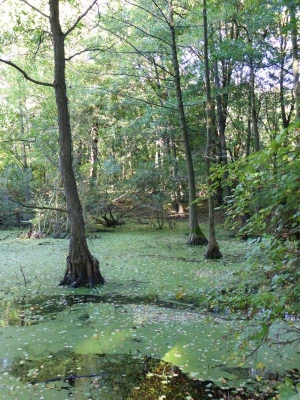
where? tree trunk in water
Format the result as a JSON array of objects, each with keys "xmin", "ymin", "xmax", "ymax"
[
  {"xmin": 49, "ymin": 0, "xmax": 104, "ymax": 287},
  {"xmin": 203, "ymin": 0, "xmax": 222, "ymax": 259},
  {"xmin": 168, "ymin": 0, "xmax": 207, "ymax": 245}
]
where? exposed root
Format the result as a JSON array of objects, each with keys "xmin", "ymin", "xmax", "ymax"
[
  {"xmin": 187, "ymin": 233, "xmax": 208, "ymax": 246},
  {"xmin": 59, "ymin": 254, "xmax": 105, "ymax": 288},
  {"xmin": 205, "ymin": 240, "xmax": 222, "ymax": 259}
]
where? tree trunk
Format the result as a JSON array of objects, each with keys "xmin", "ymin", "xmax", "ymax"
[
  {"xmin": 19, "ymin": 102, "xmax": 32, "ymax": 221},
  {"xmin": 171, "ymin": 135, "xmax": 184, "ymax": 213},
  {"xmin": 214, "ymin": 61, "xmax": 230, "ymax": 201},
  {"xmin": 290, "ymin": 2, "xmax": 299, "ymax": 122},
  {"xmin": 168, "ymin": 0, "xmax": 207, "ymax": 245},
  {"xmin": 203, "ymin": 0, "xmax": 222, "ymax": 259},
  {"xmin": 250, "ymin": 59, "xmax": 260, "ymax": 152},
  {"xmin": 246, "ymin": 93, "xmax": 251, "ymax": 156},
  {"xmin": 49, "ymin": 0, "xmax": 104, "ymax": 287},
  {"xmin": 90, "ymin": 122, "xmax": 99, "ymax": 180},
  {"xmin": 279, "ymin": 30, "xmax": 291, "ymax": 129}
]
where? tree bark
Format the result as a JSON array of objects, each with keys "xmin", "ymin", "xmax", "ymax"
[
  {"xmin": 249, "ymin": 59, "xmax": 260, "ymax": 152},
  {"xmin": 279, "ymin": 29, "xmax": 292, "ymax": 129},
  {"xmin": 19, "ymin": 102, "xmax": 32, "ymax": 221},
  {"xmin": 90, "ymin": 122, "xmax": 99, "ymax": 180},
  {"xmin": 214, "ymin": 61, "xmax": 230, "ymax": 201},
  {"xmin": 203, "ymin": 0, "xmax": 222, "ymax": 259},
  {"xmin": 49, "ymin": 0, "xmax": 104, "ymax": 287},
  {"xmin": 168, "ymin": 0, "xmax": 207, "ymax": 245},
  {"xmin": 289, "ymin": 2, "xmax": 299, "ymax": 122}
]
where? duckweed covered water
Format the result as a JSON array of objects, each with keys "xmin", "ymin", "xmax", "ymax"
[{"xmin": 0, "ymin": 225, "xmax": 299, "ymax": 399}]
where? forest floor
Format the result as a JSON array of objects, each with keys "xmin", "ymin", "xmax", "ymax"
[{"xmin": 0, "ymin": 219, "xmax": 299, "ymax": 399}]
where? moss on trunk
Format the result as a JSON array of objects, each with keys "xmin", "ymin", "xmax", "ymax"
[{"xmin": 187, "ymin": 227, "xmax": 208, "ymax": 246}]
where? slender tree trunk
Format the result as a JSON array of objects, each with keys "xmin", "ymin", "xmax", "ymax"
[
  {"xmin": 171, "ymin": 135, "xmax": 184, "ymax": 213},
  {"xmin": 49, "ymin": 0, "xmax": 104, "ymax": 287},
  {"xmin": 203, "ymin": 0, "xmax": 221, "ymax": 259},
  {"xmin": 18, "ymin": 103, "xmax": 32, "ymax": 224},
  {"xmin": 211, "ymin": 103, "xmax": 223, "ymax": 206},
  {"xmin": 249, "ymin": 59, "xmax": 260, "ymax": 152},
  {"xmin": 246, "ymin": 91, "xmax": 252, "ymax": 156},
  {"xmin": 19, "ymin": 105, "xmax": 31, "ymax": 205},
  {"xmin": 168, "ymin": 0, "xmax": 207, "ymax": 245},
  {"xmin": 213, "ymin": 61, "xmax": 230, "ymax": 200},
  {"xmin": 290, "ymin": 3, "xmax": 299, "ymax": 122},
  {"xmin": 90, "ymin": 122, "xmax": 99, "ymax": 180},
  {"xmin": 279, "ymin": 30, "xmax": 292, "ymax": 129}
]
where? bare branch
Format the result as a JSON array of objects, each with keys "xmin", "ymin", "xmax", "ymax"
[
  {"xmin": 104, "ymin": 12, "xmax": 171, "ymax": 48},
  {"xmin": 93, "ymin": 86, "xmax": 177, "ymax": 110},
  {"xmin": 64, "ymin": 0, "xmax": 98, "ymax": 38},
  {"xmin": 151, "ymin": 0, "xmax": 169, "ymax": 24},
  {"xmin": 65, "ymin": 43, "xmax": 116, "ymax": 61},
  {"xmin": 20, "ymin": 0, "xmax": 49, "ymax": 18},
  {"xmin": 9, "ymin": 198, "xmax": 67, "ymax": 214},
  {"xmin": 123, "ymin": 0, "xmax": 168, "ymax": 24},
  {"xmin": 0, "ymin": 59, "xmax": 53, "ymax": 87},
  {"xmin": 97, "ymin": 22, "xmax": 173, "ymax": 78},
  {"xmin": 0, "ymin": 138, "xmax": 36, "ymax": 143}
]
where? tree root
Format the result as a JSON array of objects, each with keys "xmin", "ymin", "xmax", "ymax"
[
  {"xmin": 187, "ymin": 233, "xmax": 208, "ymax": 246},
  {"xmin": 59, "ymin": 254, "xmax": 105, "ymax": 288}
]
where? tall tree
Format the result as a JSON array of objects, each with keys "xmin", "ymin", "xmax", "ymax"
[
  {"xmin": 0, "ymin": 0, "xmax": 105, "ymax": 287},
  {"xmin": 167, "ymin": 0, "xmax": 207, "ymax": 245},
  {"xmin": 203, "ymin": 0, "xmax": 221, "ymax": 259},
  {"xmin": 49, "ymin": 0, "xmax": 104, "ymax": 287},
  {"xmin": 213, "ymin": 20, "xmax": 239, "ymax": 201},
  {"xmin": 249, "ymin": 57, "xmax": 260, "ymax": 152},
  {"xmin": 289, "ymin": 1, "xmax": 299, "ymax": 122}
]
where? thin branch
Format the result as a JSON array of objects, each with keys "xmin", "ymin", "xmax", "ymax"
[
  {"xmin": 9, "ymin": 198, "xmax": 67, "ymax": 214},
  {"xmin": 20, "ymin": 0, "xmax": 49, "ymax": 18},
  {"xmin": 97, "ymin": 23, "xmax": 173, "ymax": 78},
  {"xmin": 123, "ymin": 0, "xmax": 168, "ymax": 24},
  {"xmin": 65, "ymin": 43, "xmax": 116, "ymax": 61},
  {"xmin": 64, "ymin": 0, "xmax": 98, "ymax": 38},
  {"xmin": 87, "ymin": 86, "xmax": 177, "ymax": 110},
  {"xmin": 0, "ymin": 59, "xmax": 53, "ymax": 87},
  {"xmin": 152, "ymin": 0, "xmax": 169, "ymax": 25},
  {"xmin": 103, "ymin": 12, "xmax": 171, "ymax": 48},
  {"xmin": 0, "ymin": 138, "xmax": 36, "ymax": 143}
]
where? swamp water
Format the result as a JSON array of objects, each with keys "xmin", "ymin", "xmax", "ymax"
[{"xmin": 0, "ymin": 227, "xmax": 299, "ymax": 399}]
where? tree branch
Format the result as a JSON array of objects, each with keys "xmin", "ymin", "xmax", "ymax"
[
  {"xmin": 0, "ymin": 59, "xmax": 53, "ymax": 87},
  {"xmin": 97, "ymin": 22, "xmax": 173, "ymax": 77},
  {"xmin": 64, "ymin": 0, "xmax": 98, "ymax": 38},
  {"xmin": 20, "ymin": 0, "xmax": 49, "ymax": 18},
  {"xmin": 9, "ymin": 198, "xmax": 67, "ymax": 214},
  {"xmin": 65, "ymin": 44, "xmax": 116, "ymax": 61},
  {"xmin": 92, "ymin": 86, "xmax": 177, "ymax": 110},
  {"xmin": 104, "ymin": 12, "xmax": 171, "ymax": 48},
  {"xmin": 0, "ymin": 138, "xmax": 36, "ymax": 143},
  {"xmin": 124, "ymin": 0, "xmax": 168, "ymax": 24}
]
